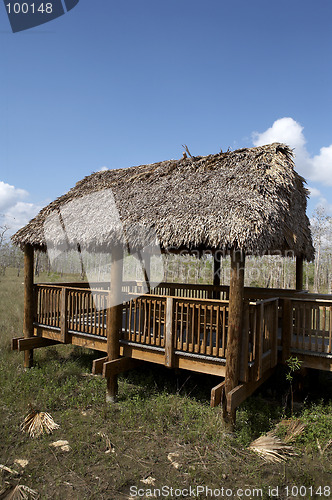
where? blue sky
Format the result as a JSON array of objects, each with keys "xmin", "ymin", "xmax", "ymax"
[{"xmin": 0, "ymin": 0, "xmax": 331, "ymax": 235}]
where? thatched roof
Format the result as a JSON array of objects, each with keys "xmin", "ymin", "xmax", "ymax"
[{"xmin": 12, "ymin": 143, "xmax": 314, "ymax": 260}]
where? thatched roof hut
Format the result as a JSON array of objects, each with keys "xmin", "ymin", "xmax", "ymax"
[{"xmin": 11, "ymin": 143, "xmax": 314, "ymax": 260}]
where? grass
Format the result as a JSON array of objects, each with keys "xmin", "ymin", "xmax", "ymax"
[{"xmin": 0, "ymin": 268, "xmax": 332, "ymax": 499}]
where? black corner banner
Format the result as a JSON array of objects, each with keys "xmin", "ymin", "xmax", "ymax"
[{"xmin": 3, "ymin": 0, "xmax": 80, "ymax": 33}]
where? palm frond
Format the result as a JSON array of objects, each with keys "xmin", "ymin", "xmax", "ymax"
[
  {"xmin": 21, "ymin": 410, "xmax": 59, "ymax": 438},
  {"xmin": 3, "ymin": 484, "xmax": 39, "ymax": 500},
  {"xmin": 249, "ymin": 431, "xmax": 297, "ymax": 463}
]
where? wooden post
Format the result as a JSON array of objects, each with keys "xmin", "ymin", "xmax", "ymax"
[
  {"xmin": 296, "ymin": 256, "xmax": 304, "ymax": 291},
  {"xmin": 224, "ymin": 249, "xmax": 245, "ymax": 426},
  {"xmin": 23, "ymin": 244, "xmax": 34, "ymax": 369},
  {"xmin": 106, "ymin": 245, "xmax": 124, "ymax": 403}
]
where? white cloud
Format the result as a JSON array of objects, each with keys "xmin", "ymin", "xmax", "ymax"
[
  {"xmin": 99, "ymin": 166, "xmax": 108, "ymax": 172},
  {"xmin": 310, "ymin": 145, "xmax": 332, "ymax": 185},
  {"xmin": 252, "ymin": 117, "xmax": 306, "ymax": 150},
  {"xmin": 252, "ymin": 117, "xmax": 332, "ymax": 185},
  {"xmin": 0, "ymin": 181, "xmax": 41, "ymax": 237},
  {"xmin": 307, "ymin": 186, "xmax": 321, "ymax": 198},
  {"xmin": 3, "ymin": 201, "xmax": 41, "ymax": 235},
  {"xmin": 0, "ymin": 181, "xmax": 28, "ymax": 212}
]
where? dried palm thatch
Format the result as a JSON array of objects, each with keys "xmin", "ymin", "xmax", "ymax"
[
  {"xmin": 11, "ymin": 143, "xmax": 314, "ymax": 260},
  {"xmin": 1, "ymin": 484, "xmax": 39, "ymax": 500},
  {"xmin": 276, "ymin": 418, "xmax": 306, "ymax": 443},
  {"xmin": 20, "ymin": 410, "xmax": 59, "ymax": 438},
  {"xmin": 248, "ymin": 431, "xmax": 297, "ymax": 463},
  {"xmin": 249, "ymin": 418, "xmax": 306, "ymax": 463}
]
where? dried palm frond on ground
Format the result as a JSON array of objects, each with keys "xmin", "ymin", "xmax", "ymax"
[
  {"xmin": 249, "ymin": 418, "xmax": 307, "ymax": 463},
  {"xmin": 249, "ymin": 431, "xmax": 296, "ymax": 463},
  {"xmin": 20, "ymin": 410, "xmax": 59, "ymax": 438},
  {"xmin": 0, "ymin": 484, "xmax": 39, "ymax": 500},
  {"xmin": 275, "ymin": 418, "xmax": 306, "ymax": 443},
  {"xmin": 0, "ymin": 465, "xmax": 19, "ymax": 476}
]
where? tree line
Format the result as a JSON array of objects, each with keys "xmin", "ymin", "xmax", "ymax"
[{"xmin": 1, "ymin": 207, "xmax": 331, "ymax": 293}]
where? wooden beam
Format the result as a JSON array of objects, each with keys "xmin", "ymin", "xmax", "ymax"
[
  {"xmin": 292, "ymin": 353, "xmax": 332, "ymax": 372},
  {"xmin": 11, "ymin": 337, "xmax": 20, "ymax": 350},
  {"xmin": 224, "ymin": 249, "xmax": 245, "ymax": 426},
  {"xmin": 23, "ymin": 244, "xmax": 34, "ymax": 368},
  {"xmin": 165, "ymin": 297, "xmax": 174, "ymax": 367},
  {"xmin": 210, "ymin": 380, "xmax": 225, "ymax": 407},
  {"xmin": 35, "ymin": 325, "xmax": 108, "ymax": 351},
  {"xmin": 12, "ymin": 336, "xmax": 61, "ymax": 351},
  {"xmin": 103, "ymin": 357, "xmax": 143, "ymax": 378},
  {"xmin": 296, "ymin": 256, "xmax": 304, "ymax": 291},
  {"xmin": 92, "ymin": 356, "xmax": 108, "ymax": 375},
  {"xmin": 226, "ymin": 367, "xmax": 276, "ymax": 414},
  {"xmin": 106, "ymin": 245, "xmax": 124, "ymax": 402}
]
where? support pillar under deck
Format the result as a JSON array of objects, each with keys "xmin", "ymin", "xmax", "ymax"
[
  {"xmin": 223, "ymin": 249, "xmax": 245, "ymax": 427},
  {"xmin": 23, "ymin": 244, "xmax": 34, "ymax": 369},
  {"xmin": 106, "ymin": 245, "xmax": 124, "ymax": 403}
]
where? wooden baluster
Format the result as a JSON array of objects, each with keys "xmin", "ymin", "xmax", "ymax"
[
  {"xmin": 221, "ymin": 306, "xmax": 226, "ymax": 358},
  {"xmin": 147, "ymin": 299, "xmax": 152, "ymax": 344},
  {"xmin": 60, "ymin": 287, "xmax": 68, "ymax": 343},
  {"xmin": 202, "ymin": 304, "xmax": 207, "ymax": 355},
  {"xmin": 214, "ymin": 305, "xmax": 220, "ymax": 357},
  {"xmin": 165, "ymin": 297, "xmax": 174, "ymax": 368},
  {"xmin": 254, "ymin": 302, "xmax": 264, "ymax": 381},
  {"xmin": 322, "ymin": 305, "xmax": 326, "ymax": 353},
  {"xmin": 157, "ymin": 300, "xmax": 161, "ymax": 347},
  {"xmin": 282, "ymin": 299, "xmax": 292, "ymax": 363},
  {"xmin": 152, "ymin": 299, "xmax": 156, "ymax": 345},
  {"xmin": 315, "ymin": 306, "xmax": 319, "ymax": 352},
  {"xmin": 194, "ymin": 304, "xmax": 199, "ymax": 354},
  {"xmin": 208, "ymin": 304, "xmax": 213, "ymax": 356},
  {"xmin": 329, "ymin": 306, "xmax": 332, "ymax": 354},
  {"xmin": 179, "ymin": 302, "xmax": 184, "ymax": 350},
  {"xmin": 271, "ymin": 300, "xmax": 278, "ymax": 368}
]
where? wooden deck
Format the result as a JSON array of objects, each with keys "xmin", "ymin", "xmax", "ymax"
[{"xmin": 12, "ymin": 281, "xmax": 332, "ymax": 411}]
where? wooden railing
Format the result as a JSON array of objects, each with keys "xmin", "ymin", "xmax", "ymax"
[
  {"xmin": 291, "ymin": 299, "xmax": 332, "ymax": 355},
  {"xmin": 36, "ymin": 285, "xmax": 62, "ymax": 328},
  {"xmin": 152, "ymin": 283, "xmax": 229, "ymax": 300},
  {"xmin": 35, "ymin": 284, "xmax": 109, "ymax": 338},
  {"xmin": 34, "ymin": 282, "xmax": 331, "ymax": 376},
  {"xmin": 239, "ymin": 298, "xmax": 278, "ymax": 382},
  {"xmin": 172, "ymin": 297, "xmax": 228, "ymax": 357},
  {"xmin": 122, "ymin": 295, "xmax": 166, "ymax": 348},
  {"xmin": 121, "ymin": 296, "xmax": 229, "ymax": 358}
]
